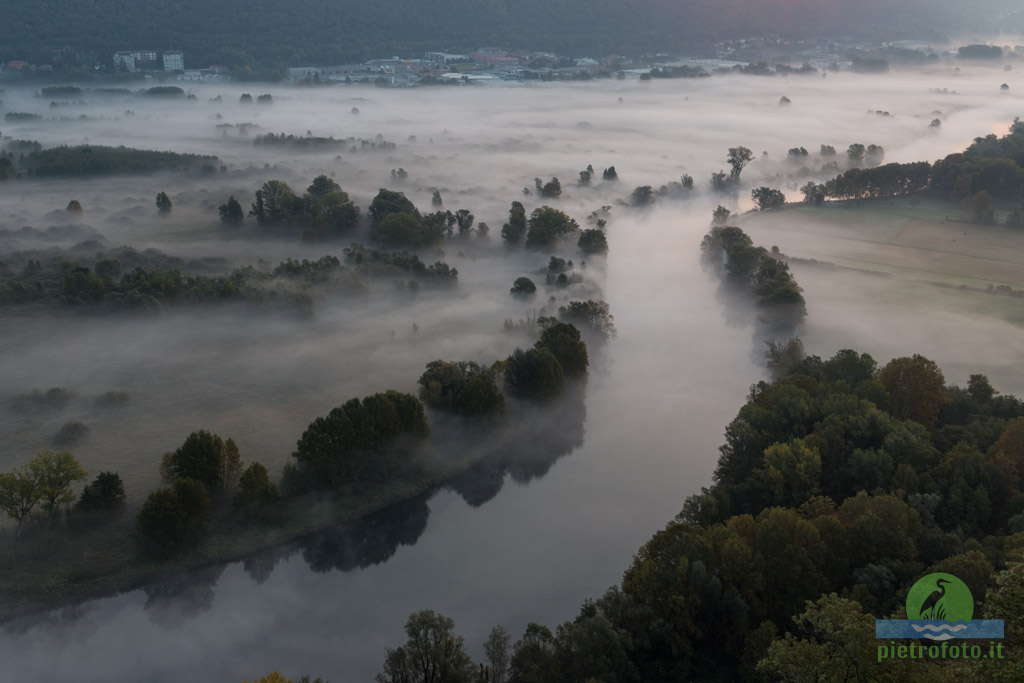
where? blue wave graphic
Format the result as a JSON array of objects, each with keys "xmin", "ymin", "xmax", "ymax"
[{"xmin": 876, "ymin": 619, "xmax": 1004, "ymax": 640}]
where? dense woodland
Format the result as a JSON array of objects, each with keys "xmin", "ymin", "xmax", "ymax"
[
  {"xmin": 354, "ymin": 348, "xmax": 1024, "ymax": 682},
  {"xmin": 1, "ymin": 143, "xmax": 220, "ymax": 178}
]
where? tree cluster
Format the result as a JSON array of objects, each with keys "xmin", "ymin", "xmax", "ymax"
[{"xmin": 701, "ymin": 225, "xmax": 806, "ymax": 330}]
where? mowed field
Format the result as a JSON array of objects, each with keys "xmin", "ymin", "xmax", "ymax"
[{"xmin": 743, "ymin": 198, "xmax": 1024, "ymax": 326}]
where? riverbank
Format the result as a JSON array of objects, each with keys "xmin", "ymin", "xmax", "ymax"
[{"xmin": 0, "ymin": 384, "xmax": 586, "ymax": 623}]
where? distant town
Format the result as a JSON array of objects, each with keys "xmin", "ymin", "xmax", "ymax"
[{"xmin": 1, "ymin": 39, "xmax": 1021, "ymax": 85}]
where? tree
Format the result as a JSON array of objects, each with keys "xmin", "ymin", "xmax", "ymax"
[
  {"xmin": 219, "ymin": 195, "xmax": 244, "ymax": 226},
  {"xmin": 292, "ymin": 391, "xmax": 428, "ymax": 488},
  {"xmin": 161, "ymin": 431, "xmax": 241, "ymax": 495},
  {"xmin": 511, "ymin": 277, "xmax": 537, "ymax": 296},
  {"xmin": 758, "ymin": 595, "xmax": 904, "ymax": 682},
  {"xmin": 878, "ymin": 355, "xmax": 947, "ymax": 427},
  {"xmin": 578, "ymin": 165, "xmax": 593, "ymax": 186},
  {"xmin": 525, "ymin": 207, "xmax": 579, "ymax": 248},
  {"xmin": 712, "ymin": 205, "xmax": 731, "ymax": 225},
  {"xmin": 710, "ymin": 171, "xmax": 733, "ymax": 193},
  {"xmin": 66, "ymin": 200, "xmax": 83, "ymax": 214},
  {"xmin": 509, "ymin": 624, "xmax": 558, "ymax": 683},
  {"xmin": 76, "ymin": 471, "xmax": 126, "ymax": 512},
  {"xmin": 537, "ymin": 177, "xmax": 562, "ymax": 198},
  {"xmin": 309, "ymin": 189, "xmax": 359, "ymax": 237},
  {"xmin": 727, "ymin": 146, "xmax": 753, "ymax": 180},
  {"xmin": 964, "ymin": 190, "xmax": 995, "ymax": 224},
  {"xmin": 847, "ymin": 143, "xmax": 866, "ymax": 165},
  {"xmin": 559, "ymin": 300, "xmax": 616, "ymax": 338},
  {"xmin": 482, "ymin": 626, "xmax": 510, "ymax": 683},
  {"xmin": 630, "ymin": 185, "xmax": 654, "ymax": 206},
  {"xmin": 577, "ymin": 229, "xmax": 608, "ymax": 254},
  {"xmin": 418, "ymin": 361, "xmax": 504, "ymax": 416},
  {"xmin": 752, "ymin": 187, "xmax": 786, "ymax": 210},
  {"xmin": 306, "ymin": 175, "xmax": 341, "ymax": 199},
  {"xmin": 454, "ymin": 209, "xmax": 475, "ymax": 236},
  {"xmin": 504, "ymin": 348, "xmax": 564, "ymax": 400},
  {"xmin": 155, "ymin": 191, "xmax": 172, "ymax": 215},
  {"xmin": 235, "ymin": 462, "xmax": 279, "ymax": 516},
  {"xmin": 137, "ymin": 478, "xmax": 211, "ymax": 557},
  {"xmin": 251, "ymin": 180, "xmax": 301, "ymax": 226},
  {"xmin": 536, "ymin": 322, "xmax": 588, "ymax": 377},
  {"xmin": 501, "ymin": 201, "xmax": 527, "ymax": 244},
  {"xmin": 432, "ymin": 189, "xmax": 443, "ymax": 206},
  {"xmin": 800, "ymin": 182, "xmax": 825, "ymax": 205},
  {"xmin": 968, "ymin": 374, "xmax": 996, "ymax": 403},
  {"xmin": 376, "ymin": 610, "xmax": 476, "ymax": 683},
  {"xmin": 28, "ymin": 450, "xmax": 86, "ymax": 515},
  {"xmin": 374, "ymin": 212, "xmax": 425, "ymax": 246},
  {"xmin": 749, "ymin": 440, "xmax": 822, "ymax": 508},
  {"xmin": 0, "ymin": 469, "xmax": 40, "ymax": 532},
  {"xmin": 602, "ymin": 166, "xmax": 618, "ymax": 181}
]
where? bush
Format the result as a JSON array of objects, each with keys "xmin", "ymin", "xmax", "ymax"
[{"xmin": 137, "ymin": 479, "xmax": 210, "ymax": 557}]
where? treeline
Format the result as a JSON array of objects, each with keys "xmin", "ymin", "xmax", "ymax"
[
  {"xmin": 0, "ymin": 249, "xmax": 365, "ymax": 313},
  {"xmin": 370, "ymin": 348, "xmax": 1024, "ymax": 682},
  {"xmin": 252, "ymin": 133, "xmax": 395, "ymax": 152},
  {"xmin": 701, "ymin": 223, "xmax": 806, "ymax": 331},
  {"xmin": 229, "ymin": 178, "xmax": 498, "ymax": 248},
  {"xmin": 799, "ymin": 120, "xmax": 1024, "ymax": 223},
  {"xmin": 0, "ymin": 319, "xmax": 593, "ymax": 570},
  {"xmin": 0, "ymin": 144, "xmax": 221, "ymax": 178}
]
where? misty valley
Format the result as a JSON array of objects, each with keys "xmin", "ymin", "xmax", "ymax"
[{"xmin": 2, "ymin": 45, "xmax": 1024, "ymax": 683}]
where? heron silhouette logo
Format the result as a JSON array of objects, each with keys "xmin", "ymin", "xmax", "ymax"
[{"xmin": 875, "ymin": 572, "xmax": 1004, "ymax": 641}]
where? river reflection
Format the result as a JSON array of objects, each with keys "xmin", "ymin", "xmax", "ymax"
[{"xmin": 109, "ymin": 382, "xmax": 589, "ymax": 627}]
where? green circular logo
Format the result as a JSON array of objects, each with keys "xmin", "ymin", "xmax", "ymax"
[{"xmin": 906, "ymin": 573, "xmax": 973, "ymax": 622}]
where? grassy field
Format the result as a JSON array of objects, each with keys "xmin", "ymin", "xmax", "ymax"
[{"xmin": 742, "ymin": 197, "xmax": 1024, "ymax": 325}]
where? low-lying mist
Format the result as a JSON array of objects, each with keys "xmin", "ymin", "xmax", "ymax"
[{"xmin": 1, "ymin": 59, "xmax": 1023, "ymax": 681}]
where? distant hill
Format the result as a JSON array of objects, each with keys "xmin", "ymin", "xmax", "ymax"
[{"xmin": 0, "ymin": 0, "xmax": 1015, "ymax": 71}]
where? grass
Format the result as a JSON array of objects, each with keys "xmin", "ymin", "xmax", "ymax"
[{"xmin": 746, "ymin": 198, "xmax": 1024, "ymax": 289}]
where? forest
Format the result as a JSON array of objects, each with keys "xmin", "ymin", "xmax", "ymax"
[{"xmin": 352, "ymin": 347, "xmax": 1024, "ymax": 683}]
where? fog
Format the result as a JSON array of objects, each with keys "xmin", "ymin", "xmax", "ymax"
[{"xmin": 1, "ymin": 59, "xmax": 1023, "ymax": 681}]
